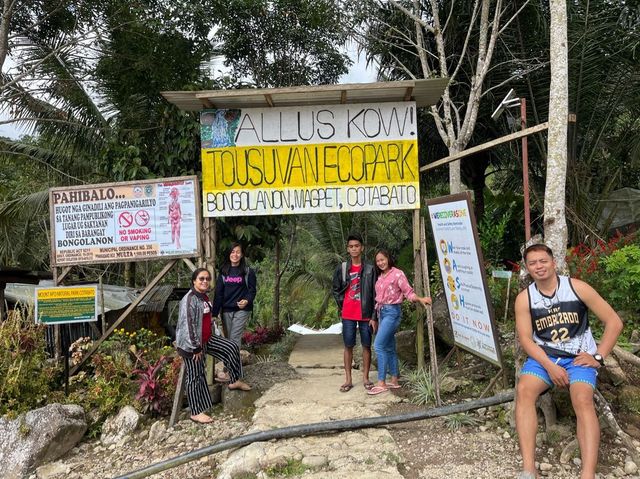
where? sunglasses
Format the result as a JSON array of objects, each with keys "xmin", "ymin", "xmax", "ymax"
[{"xmin": 196, "ymin": 277, "xmax": 211, "ymax": 282}]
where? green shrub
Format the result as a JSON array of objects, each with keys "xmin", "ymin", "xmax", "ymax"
[
  {"xmin": 478, "ymin": 210, "xmax": 512, "ymax": 268},
  {"xmin": 266, "ymin": 458, "xmax": 310, "ymax": 476},
  {"xmin": 600, "ymin": 244, "xmax": 640, "ymax": 314},
  {"xmin": 566, "ymin": 233, "xmax": 639, "ymax": 337},
  {"xmin": 67, "ymin": 328, "xmax": 179, "ymax": 433},
  {"xmin": 0, "ymin": 306, "xmax": 61, "ymax": 416},
  {"xmin": 405, "ymin": 367, "xmax": 448, "ymax": 406},
  {"xmin": 267, "ymin": 333, "xmax": 297, "ymax": 361}
]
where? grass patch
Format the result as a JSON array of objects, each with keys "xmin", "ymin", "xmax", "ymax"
[
  {"xmin": 405, "ymin": 368, "xmax": 448, "ymax": 406},
  {"xmin": 266, "ymin": 458, "xmax": 310, "ymax": 477},
  {"xmin": 443, "ymin": 413, "xmax": 481, "ymax": 431}
]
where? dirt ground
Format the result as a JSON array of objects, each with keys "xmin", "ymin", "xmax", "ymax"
[{"xmin": 383, "ymin": 375, "xmax": 640, "ymax": 479}]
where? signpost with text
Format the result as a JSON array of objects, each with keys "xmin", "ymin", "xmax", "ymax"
[
  {"xmin": 200, "ymin": 102, "xmax": 420, "ymax": 217},
  {"xmin": 427, "ymin": 193, "xmax": 502, "ymax": 366},
  {"xmin": 35, "ymin": 285, "xmax": 98, "ymax": 325},
  {"xmin": 49, "ymin": 176, "xmax": 201, "ymax": 266}
]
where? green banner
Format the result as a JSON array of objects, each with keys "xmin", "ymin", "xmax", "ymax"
[{"xmin": 35, "ymin": 286, "xmax": 97, "ymax": 325}]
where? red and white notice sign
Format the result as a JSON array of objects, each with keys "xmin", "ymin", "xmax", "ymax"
[{"xmin": 50, "ymin": 176, "xmax": 201, "ymax": 265}]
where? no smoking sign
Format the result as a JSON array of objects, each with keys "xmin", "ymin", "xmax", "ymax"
[
  {"xmin": 118, "ymin": 211, "xmax": 133, "ymax": 228},
  {"xmin": 135, "ymin": 210, "xmax": 150, "ymax": 226}
]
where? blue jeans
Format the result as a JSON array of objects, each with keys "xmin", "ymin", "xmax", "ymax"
[{"xmin": 374, "ymin": 304, "xmax": 401, "ymax": 382}]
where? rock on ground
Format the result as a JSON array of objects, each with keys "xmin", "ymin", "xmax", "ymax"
[{"xmin": 0, "ymin": 403, "xmax": 86, "ymax": 479}]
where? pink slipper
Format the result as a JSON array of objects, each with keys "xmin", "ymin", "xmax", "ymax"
[{"xmin": 367, "ymin": 385, "xmax": 389, "ymax": 395}]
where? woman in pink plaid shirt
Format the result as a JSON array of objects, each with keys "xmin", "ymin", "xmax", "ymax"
[{"xmin": 367, "ymin": 249, "xmax": 431, "ymax": 396}]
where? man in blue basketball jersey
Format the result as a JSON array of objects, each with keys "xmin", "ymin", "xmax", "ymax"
[{"xmin": 514, "ymin": 244, "xmax": 622, "ymax": 479}]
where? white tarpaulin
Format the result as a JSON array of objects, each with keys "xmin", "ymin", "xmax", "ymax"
[{"xmin": 287, "ymin": 322, "xmax": 342, "ymax": 335}]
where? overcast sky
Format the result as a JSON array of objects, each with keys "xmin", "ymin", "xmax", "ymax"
[{"xmin": 0, "ymin": 49, "xmax": 377, "ymax": 140}]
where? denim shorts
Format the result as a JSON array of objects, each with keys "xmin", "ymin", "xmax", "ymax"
[
  {"xmin": 521, "ymin": 356, "xmax": 597, "ymax": 389},
  {"xmin": 342, "ymin": 319, "xmax": 372, "ymax": 348}
]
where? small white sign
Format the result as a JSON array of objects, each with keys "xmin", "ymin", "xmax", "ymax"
[{"xmin": 492, "ymin": 270, "xmax": 513, "ymax": 279}]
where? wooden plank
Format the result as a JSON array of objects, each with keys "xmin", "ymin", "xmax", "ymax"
[
  {"xmin": 169, "ymin": 361, "xmax": 186, "ymax": 427},
  {"xmin": 192, "ymin": 79, "xmax": 421, "ymax": 98},
  {"xmin": 69, "ymin": 259, "xmax": 179, "ymax": 375},
  {"xmin": 182, "ymin": 257, "xmax": 197, "ymax": 272},
  {"xmin": 422, "ymin": 122, "xmax": 549, "ymax": 171},
  {"xmin": 165, "ymin": 77, "xmax": 450, "ymax": 110},
  {"xmin": 403, "ymin": 87, "xmax": 413, "ymax": 101},
  {"xmin": 57, "ymin": 266, "xmax": 73, "ymax": 284}
]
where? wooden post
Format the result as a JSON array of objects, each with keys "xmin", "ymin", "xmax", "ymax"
[
  {"xmin": 420, "ymin": 216, "xmax": 441, "ymax": 406},
  {"xmin": 169, "ymin": 361, "xmax": 186, "ymax": 427},
  {"xmin": 52, "ymin": 266, "xmax": 61, "ymax": 360},
  {"xmin": 521, "ymin": 98, "xmax": 531, "ymax": 241},
  {"xmin": 412, "ymin": 210, "xmax": 425, "ymax": 371},
  {"xmin": 99, "ymin": 275, "xmax": 106, "ymax": 334},
  {"xmin": 0, "ymin": 282, "xmax": 5, "ymax": 321},
  {"xmin": 202, "ymin": 217, "xmax": 217, "ymax": 273}
]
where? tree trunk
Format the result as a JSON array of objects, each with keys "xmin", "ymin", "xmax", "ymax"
[
  {"xmin": 449, "ymin": 159, "xmax": 462, "ymax": 194},
  {"xmin": 0, "ymin": 0, "xmax": 14, "ymax": 73},
  {"xmin": 461, "ymin": 152, "xmax": 490, "ymax": 221},
  {"xmin": 124, "ymin": 262, "xmax": 136, "ymax": 288},
  {"xmin": 273, "ymin": 236, "xmax": 281, "ymax": 328},
  {"xmin": 544, "ymin": 0, "xmax": 569, "ymax": 269}
]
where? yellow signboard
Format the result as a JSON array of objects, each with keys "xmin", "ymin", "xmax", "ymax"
[{"xmin": 201, "ymin": 102, "xmax": 420, "ymax": 217}]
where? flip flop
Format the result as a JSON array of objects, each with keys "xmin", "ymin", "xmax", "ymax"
[
  {"xmin": 190, "ymin": 416, "xmax": 214, "ymax": 424},
  {"xmin": 367, "ymin": 385, "xmax": 389, "ymax": 395},
  {"xmin": 228, "ymin": 382, "xmax": 252, "ymax": 391},
  {"xmin": 339, "ymin": 383, "xmax": 354, "ymax": 393},
  {"xmin": 385, "ymin": 383, "xmax": 402, "ymax": 389},
  {"xmin": 364, "ymin": 381, "xmax": 374, "ymax": 390}
]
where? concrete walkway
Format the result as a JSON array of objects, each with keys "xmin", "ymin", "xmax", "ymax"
[{"xmin": 216, "ymin": 334, "xmax": 405, "ymax": 479}]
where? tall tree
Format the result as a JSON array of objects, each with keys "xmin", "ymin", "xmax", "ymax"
[
  {"xmin": 544, "ymin": 0, "xmax": 572, "ymax": 268},
  {"xmin": 0, "ymin": 1, "xmax": 216, "ymax": 270},
  {"xmin": 351, "ymin": 0, "xmax": 528, "ymax": 193},
  {"xmin": 212, "ymin": 0, "xmax": 353, "ymax": 326},
  {"xmin": 215, "ymin": 0, "xmax": 351, "ymax": 88}
]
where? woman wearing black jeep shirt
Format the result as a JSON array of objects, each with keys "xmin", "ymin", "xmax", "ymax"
[{"xmin": 212, "ymin": 242, "xmax": 257, "ymax": 350}]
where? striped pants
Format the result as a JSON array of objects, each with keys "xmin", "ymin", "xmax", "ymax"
[{"xmin": 182, "ymin": 335, "xmax": 243, "ymax": 416}]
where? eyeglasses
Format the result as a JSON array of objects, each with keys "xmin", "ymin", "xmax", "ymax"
[{"xmin": 196, "ymin": 277, "xmax": 211, "ymax": 282}]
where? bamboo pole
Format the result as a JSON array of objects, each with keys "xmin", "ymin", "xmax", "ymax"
[
  {"xmin": 412, "ymin": 210, "xmax": 425, "ymax": 371},
  {"xmin": 420, "ymin": 215, "xmax": 441, "ymax": 406},
  {"xmin": 421, "ymin": 122, "xmax": 549, "ymax": 171}
]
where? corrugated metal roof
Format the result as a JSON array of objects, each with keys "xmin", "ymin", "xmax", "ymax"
[
  {"xmin": 161, "ymin": 78, "xmax": 449, "ymax": 111},
  {"xmin": 136, "ymin": 284, "xmax": 175, "ymax": 312}
]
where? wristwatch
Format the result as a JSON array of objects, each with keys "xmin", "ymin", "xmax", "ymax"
[{"xmin": 593, "ymin": 353, "xmax": 605, "ymax": 367}]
